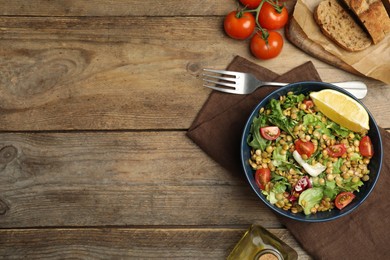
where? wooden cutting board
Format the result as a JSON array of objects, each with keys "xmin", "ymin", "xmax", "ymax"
[{"xmin": 285, "ymin": 17, "xmax": 364, "ymax": 77}]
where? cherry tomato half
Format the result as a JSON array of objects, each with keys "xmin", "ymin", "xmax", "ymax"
[
  {"xmin": 359, "ymin": 136, "xmax": 374, "ymax": 158},
  {"xmin": 303, "ymin": 99, "xmax": 314, "ymax": 109},
  {"xmin": 326, "ymin": 144, "xmax": 347, "ymax": 158},
  {"xmin": 260, "ymin": 126, "xmax": 280, "ymax": 140},
  {"xmin": 250, "ymin": 30, "xmax": 283, "ymax": 59},
  {"xmin": 255, "ymin": 168, "xmax": 271, "ymax": 190},
  {"xmin": 335, "ymin": 192, "xmax": 355, "ymax": 210},
  {"xmin": 295, "ymin": 139, "xmax": 315, "ymax": 158},
  {"xmin": 258, "ymin": 1, "xmax": 289, "ymax": 30},
  {"xmin": 224, "ymin": 11, "xmax": 255, "ymax": 40},
  {"xmin": 239, "ymin": 0, "xmax": 261, "ymax": 9}
]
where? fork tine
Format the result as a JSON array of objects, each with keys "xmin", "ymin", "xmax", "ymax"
[
  {"xmin": 202, "ymin": 68, "xmax": 240, "ymax": 77},
  {"xmin": 203, "ymin": 83, "xmax": 238, "ymax": 94},
  {"xmin": 202, "ymin": 77, "xmax": 237, "ymax": 88},
  {"xmin": 201, "ymin": 73, "xmax": 236, "ymax": 83},
  {"xmin": 202, "ymin": 68, "xmax": 238, "ymax": 88}
]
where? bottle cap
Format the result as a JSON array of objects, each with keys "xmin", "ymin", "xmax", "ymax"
[{"xmin": 255, "ymin": 249, "xmax": 283, "ymax": 260}]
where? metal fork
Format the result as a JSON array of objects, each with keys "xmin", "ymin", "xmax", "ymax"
[{"xmin": 202, "ymin": 69, "xmax": 368, "ymax": 99}]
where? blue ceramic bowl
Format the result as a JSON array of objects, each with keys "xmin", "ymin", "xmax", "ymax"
[{"xmin": 241, "ymin": 82, "xmax": 383, "ymax": 222}]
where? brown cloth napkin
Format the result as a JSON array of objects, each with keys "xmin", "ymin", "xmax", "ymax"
[{"xmin": 187, "ymin": 56, "xmax": 390, "ymax": 260}]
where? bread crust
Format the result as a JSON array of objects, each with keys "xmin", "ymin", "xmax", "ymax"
[
  {"xmin": 314, "ymin": 0, "xmax": 372, "ymax": 51},
  {"xmin": 343, "ymin": 0, "xmax": 390, "ymax": 43}
]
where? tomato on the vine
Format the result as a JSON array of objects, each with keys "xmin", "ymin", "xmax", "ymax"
[
  {"xmin": 224, "ymin": 11, "xmax": 256, "ymax": 40},
  {"xmin": 250, "ymin": 30, "xmax": 283, "ymax": 59},
  {"xmin": 258, "ymin": 1, "xmax": 289, "ymax": 30},
  {"xmin": 255, "ymin": 168, "xmax": 271, "ymax": 190},
  {"xmin": 335, "ymin": 192, "xmax": 355, "ymax": 210},
  {"xmin": 239, "ymin": 0, "xmax": 262, "ymax": 9}
]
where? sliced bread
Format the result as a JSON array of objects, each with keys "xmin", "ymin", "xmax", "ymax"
[
  {"xmin": 314, "ymin": 0, "xmax": 372, "ymax": 51},
  {"xmin": 341, "ymin": 0, "xmax": 390, "ymax": 44}
]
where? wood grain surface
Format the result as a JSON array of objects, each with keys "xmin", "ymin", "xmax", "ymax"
[
  {"xmin": 0, "ymin": 16, "xmax": 388, "ymax": 131},
  {"xmin": 0, "ymin": 0, "xmax": 388, "ymax": 259},
  {"xmin": 0, "ymin": 228, "xmax": 306, "ymax": 259},
  {"xmin": 0, "ymin": 132, "xmax": 278, "ymax": 227}
]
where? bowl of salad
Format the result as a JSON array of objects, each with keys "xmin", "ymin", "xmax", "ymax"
[{"xmin": 241, "ymin": 82, "xmax": 383, "ymax": 222}]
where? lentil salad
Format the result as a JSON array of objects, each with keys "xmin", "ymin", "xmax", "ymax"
[{"xmin": 247, "ymin": 91, "xmax": 373, "ymax": 215}]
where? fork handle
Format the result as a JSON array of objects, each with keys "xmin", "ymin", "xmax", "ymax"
[
  {"xmin": 261, "ymin": 82, "xmax": 288, "ymax": 87},
  {"xmin": 262, "ymin": 81, "xmax": 367, "ymax": 99},
  {"xmin": 262, "ymin": 81, "xmax": 366, "ymax": 89},
  {"xmin": 331, "ymin": 81, "xmax": 367, "ymax": 90}
]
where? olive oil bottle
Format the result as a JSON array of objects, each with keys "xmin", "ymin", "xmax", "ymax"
[{"xmin": 228, "ymin": 225, "xmax": 298, "ymax": 260}]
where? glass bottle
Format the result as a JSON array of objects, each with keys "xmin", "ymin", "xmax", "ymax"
[{"xmin": 227, "ymin": 224, "xmax": 298, "ymax": 260}]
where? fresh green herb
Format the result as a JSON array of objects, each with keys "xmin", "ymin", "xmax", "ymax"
[
  {"xmin": 282, "ymin": 93, "xmax": 305, "ymax": 109},
  {"xmin": 332, "ymin": 158, "xmax": 343, "ymax": 175},
  {"xmin": 272, "ymin": 173, "xmax": 291, "ymax": 189},
  {"xmin": 268, "ymin": 99, "xmax": 297, "ymax": 136},
  {"xmin": 247, "ymin": 114, "xmax": 270, "ymax": 151},
  {"xmin": 349, "ymin": 152, "xmax": 362, "ymax": 161},
  {"xmin": 263, "ymin": 176, "xmax": 289, "ymax": 205},
  {"xmin": 323, "ymin": 180, "xmax": 339, "ymax": 200},
  {"xmin": 343, "ymin": 179, "xmax": 364, "ymax": 192},
  {"xmin": 303, "ymin": 114, "xmax": 332, "ymax": 137},
  {"xmin": 327, "ymin": 122, "xmax": 350, "ymax": 138}
]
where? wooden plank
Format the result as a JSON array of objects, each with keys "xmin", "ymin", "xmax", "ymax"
[
  {"xmin": 0, "ymin": 0, "xmax": 237, "ymax": 17},
  {"xmin": 0, "ymin": 131, "xmax": 279, "ymax": 228},
  {"xmin": 0, "ymin": 16, "xmax": 389, "ymax": 131},
  {"xmin": 0, "ymin": 0, "xmax": 297, "ymax": 17},
  {"xmin": 0, "ymin": 0, "xmax": 298, "ymax": 18},
  {"xmin": 0, "ymin": 228, "xmax": 311, "ymax": 259},
  {"xmin": 0, "ymin": 130, "xmax": 387, "ymax": 228}
]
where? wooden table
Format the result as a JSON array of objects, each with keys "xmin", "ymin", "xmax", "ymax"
[{"xmin": 0, "ymin": 1, "xmax": 389, "ymax": 259}]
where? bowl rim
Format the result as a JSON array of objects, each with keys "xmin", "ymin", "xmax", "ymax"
[{"xmin": 240, "ymin": 81, "xmax": 383, "ymax": 222}]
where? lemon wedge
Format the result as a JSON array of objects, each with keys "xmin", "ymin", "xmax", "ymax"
[{"xmin": 310, "ymin": 89, "xmax": 369, "ymax": 133}]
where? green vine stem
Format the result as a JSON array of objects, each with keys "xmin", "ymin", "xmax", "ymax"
[{"xmin": 241, "ymin": 0, "xmax": 285, "ymax": 41}]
